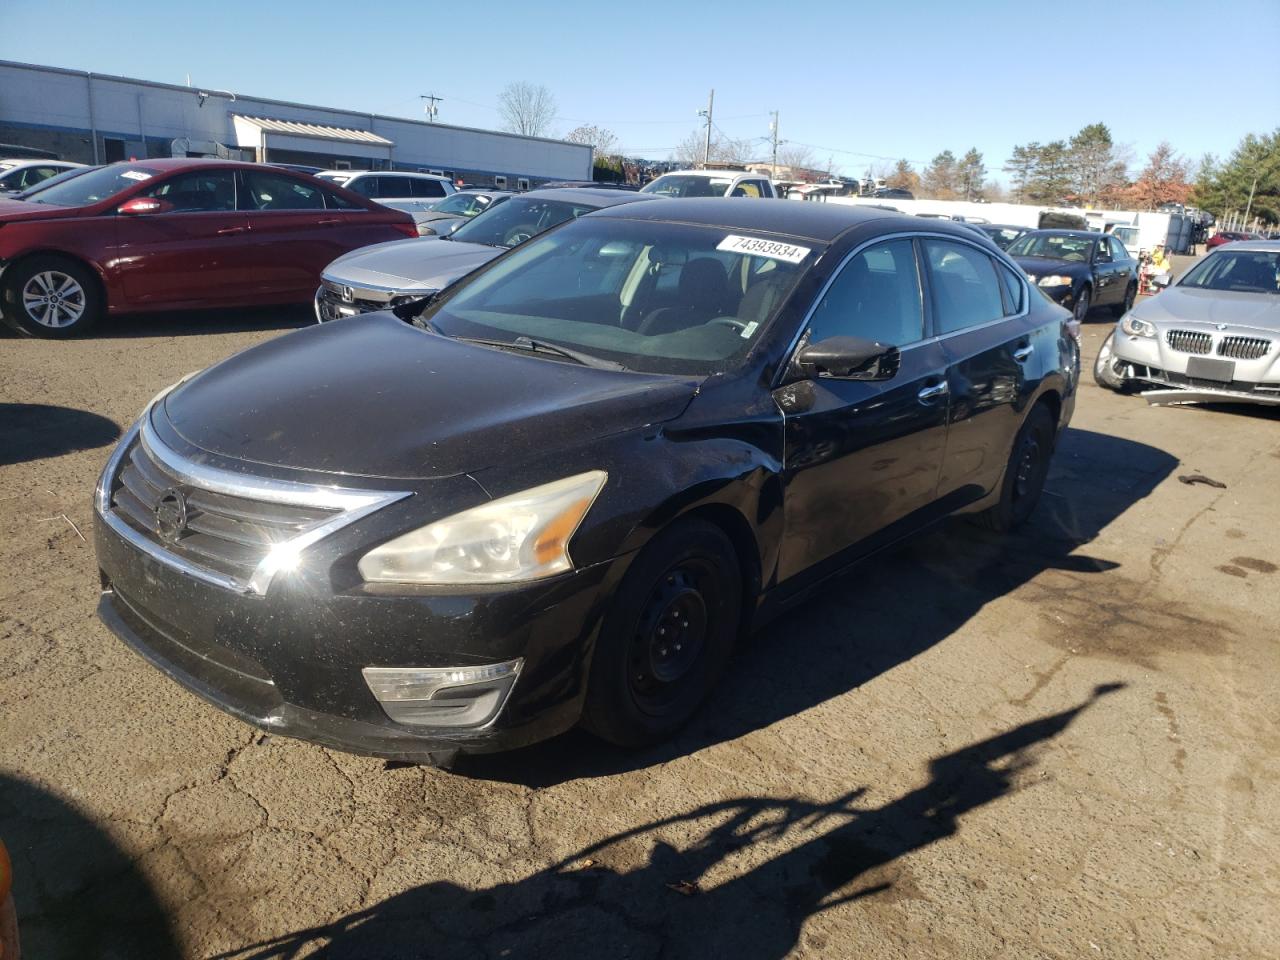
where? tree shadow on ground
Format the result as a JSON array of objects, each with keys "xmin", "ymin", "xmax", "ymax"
[
  {"xmin": 460, "ymin": 427, "xmax": 1176, "ymax": 787},
  {"xmin": 0, "ymin": 404, "xmax": 120, "ymax": 466},
  {"xmin": 0, "ymin": 772, "xmax": 180, "ymax": 959},
  {"xmin": 217, "ymin": 684, "xmax": 1122, "ymax": 960}
]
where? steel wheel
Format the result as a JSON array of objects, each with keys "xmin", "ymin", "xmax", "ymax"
[
  {"xmin": 21, "ymin": 270, "xmax": 86, "ymax": 329},
  {"xmin": 1073, "ymin": 286, "xmax": 1092, "ymax": 322},
  {"xmin": 627, "ymin": 562, "xmax": 713, "ymax": 713}
]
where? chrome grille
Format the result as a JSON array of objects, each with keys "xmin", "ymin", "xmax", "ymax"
[
  {"xmin": 99, "ymin": 420, "xmax": 410, "ymax": 595},
  {"xmin": 1218, "ymin": 336, "xmax": 1271, "ymax": 361},
  {"xmin": 110, "ymin": 439, "xmax": 339, "ymax": 582},
  {"xmin": 1166, "ymin": 330, "xmax": 1213, "ymax": 355}
]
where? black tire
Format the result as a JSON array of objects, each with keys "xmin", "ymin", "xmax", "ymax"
[
  {"xmin": 1092, "ymin": 329, "xmax": 1136, "ymax": 393},
  {"xmin": 1072, "ymin": 285, "xmax": 1092, "ymax": 322},
  {"xmin": 582, "ymin": 518, "xmax": 742, "ymax": 747},
  {"xmin": 1111, "ymin": 281, "xmax": 1137, "ymax": 317},
  {"xmin": 1, "ymin": 255, "xmax": 103, "ymax": 338},
  {"xmin": 974, "ymin": 403, "xmax": 1056, "ymax": 533}
]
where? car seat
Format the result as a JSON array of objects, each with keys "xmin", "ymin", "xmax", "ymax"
[{"xmin": 637, "ymin": 258, "xmax": 733, "ymax": 336}]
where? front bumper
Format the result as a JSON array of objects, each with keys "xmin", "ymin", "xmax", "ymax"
[
  {"xmin": 1110, "ymin": 327, "xmax": 1280, "ymax": 406},
  {"xmin": 94, "ymin": 501, "xmax": 622, "ymax": 760}
]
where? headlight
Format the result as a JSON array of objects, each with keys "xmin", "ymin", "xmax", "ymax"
[
  {"xmin": 1038, "ymin": 275, "xmax": 1073, "ymax": 287},
  {"xmin": 1120, "ymin": 315, "xmax": 1156, "ymax": 338},
  {"xmin": 358, "ymin": 470, "xmax": 607, "ymax": 584}
]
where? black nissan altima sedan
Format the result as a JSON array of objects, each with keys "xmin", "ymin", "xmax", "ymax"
[{"xmin": 94, "ymin": 199, "xmax": 1079, "ymax": 764}]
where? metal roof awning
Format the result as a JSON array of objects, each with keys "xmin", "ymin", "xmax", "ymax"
[{"xmin": 232, "ymin": 114, "xmax": 394, "ymax": 146}]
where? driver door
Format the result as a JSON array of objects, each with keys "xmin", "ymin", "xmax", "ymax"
[{"xmin": 775, "ymin": 237, "xmax": 950, "ymax": 583}]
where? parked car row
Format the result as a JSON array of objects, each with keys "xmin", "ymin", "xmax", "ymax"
[{"xmin": 0, "ymin": 157, "xmax": 85, "ymax": 195}]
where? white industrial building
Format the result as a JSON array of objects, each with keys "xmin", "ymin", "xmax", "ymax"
[{"xmin": 0, "ymin": 60, "xmax": 593, "ymax": 187}]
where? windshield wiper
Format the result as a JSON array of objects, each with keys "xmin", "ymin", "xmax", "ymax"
[{"xmin": 457, "ymin": 335, "xmax": 625, "ymax": 370}]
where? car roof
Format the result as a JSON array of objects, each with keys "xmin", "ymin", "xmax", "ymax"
[
  {"xmin": 652, "ymin": 169, "xmax": 752, "ymax": 179},
  {"xmin": 315, "ymin": 169, "xmax": 451, "ymax": 181},
  {"xmin": 1213, "ymin": 240, "xmax": 1280, "ymax": 252},
  {"xmin": 589, "ymin": 196, "xmax": 954, "ymax": 243},
  {"xmin": 516, "ymin": 188, "xmax": 656, "ymax": 208},
  {"xmin": 1021, "ymin": 229, "xmax": 1100, "ymax": 239}
]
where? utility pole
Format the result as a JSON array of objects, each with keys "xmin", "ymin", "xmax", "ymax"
[
  {"xmin": 698, "ymin": 89, "xmax": 714, "ymax": 168},
  {"xmin": 1243, "ymin": 174, "xmax": 1258, "ymax": 226},
  {"xmin": 420, "ymin": 94, "xmax": 442, "ymax": 123},
  {"xmin": 769, "ymin": 110, "xmax": 780, "ymax": 176}
]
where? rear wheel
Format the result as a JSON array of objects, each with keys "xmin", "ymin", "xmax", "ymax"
[
  {"xmin": 582, "ymin": 518, "xmax": 741, "ymax": 747},
  {"xmin": 974, "ymin": 403, "xmax": 1055, "ymax": 533},
  {"xmin": 1072, "ymin": 285, "xmax": 1092, "ymax": 322},
  {"xmin": 1112, "ymin": 281, "xmax": 1137, "ymax": 317},
  {"xmin": 2, "ymin": 255, "xmax": 103, "ymax": 338}
]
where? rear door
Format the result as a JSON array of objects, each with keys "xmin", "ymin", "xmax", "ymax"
[
  {"xmin": 924, "ymin": 237, "xmax": 1035, "ymax": 504},
  {"xmin": 240, "ymin": 169, "xmax": 349, "ymax": 297},
  {"xmin": 776, "ymin": 236, "xmax": 950, "ymax": 582},
  {"xmin": 117, "ymin": 168, "xmax": 254, "ymax": 306}
]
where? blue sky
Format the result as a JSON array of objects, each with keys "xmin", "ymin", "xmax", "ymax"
[{"xmin": 4, "ymin": 0, "xmax": 1277, "ymax": 181}]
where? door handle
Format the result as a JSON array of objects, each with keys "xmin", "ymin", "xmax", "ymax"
[
  {"xmin": 317, "ymin": 218, "xmax": 342, "ymax": 226},
  {"xmin": 917, "ymin": 381, "xmax": 949, "ymax": 402},
  {"xmin": 216, "ymin": 225, "xmax": 247, "ymax": 236},
  {"xmin": 1013, "ymin": 345, "xmax": 1034, "ymax": 362}
]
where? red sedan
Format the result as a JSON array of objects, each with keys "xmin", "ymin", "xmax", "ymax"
[
  {"xmin": 0, "ymin": 158, "xmax": 417, "ymax": 337},
  {"xmin": 1205, "ymin": 230, "xmax": 1256, "ymax": 250}
]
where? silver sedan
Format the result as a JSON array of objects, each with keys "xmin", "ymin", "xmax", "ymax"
[{"xmin": 1094, "ymin": 241, "xmax": 1280, "ymax": 406}]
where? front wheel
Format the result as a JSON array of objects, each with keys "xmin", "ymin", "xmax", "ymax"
[
  {"xmin": 1092, "ymin": 329, "xmax": 1136, "ymax": 393},
  {"xmin": 1, "ymin": 256, "xmax": 103, "ymax": 338},
  {"xmin": 974, "ymin": 404, "xmax": 1056, "ymax": 533},
  {"xmin": 582, "ymin": 519, "xmax": 742, "ymax": 747}
]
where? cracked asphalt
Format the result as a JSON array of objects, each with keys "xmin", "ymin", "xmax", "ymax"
[{"xmin": 1, "ymin": 296, "xmax": 1278, "ymax": 959}]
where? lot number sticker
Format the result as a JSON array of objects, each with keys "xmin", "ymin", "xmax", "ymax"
[{"xmin": 717, "ymin": 235, "xmax": 810, "ymax": 264}]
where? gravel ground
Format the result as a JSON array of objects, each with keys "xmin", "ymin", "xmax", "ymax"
[{"xmin": 1, "ymin": 293, "xmax": 1278, "ymax": 959}]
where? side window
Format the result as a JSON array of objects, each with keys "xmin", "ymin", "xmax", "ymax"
[
  {"xmin": 759, "ymin": 180, "xmax": 776, "ymax": 198},
  {"xmin": 322, "ymin": 188, "xmax": 360, "ymax": 210},
  {"xmin": 1093, "ymin": 239, "xmax": 1112, "ymax": 262},
  {"xmin": 998, "ymin": 262, "xmax": 1025, "ymax": 315},
  {"xmin": 1109, "ymin": 237, "xmax": 1129, "ymax": 261},
  {"xmin": 922, "ymin": 239, "xmax": 1005, "ymax": 334},
  {"xmin": 346, "ymin": 176, "xmax": 377, "ymax": 197},
  {"xmin": 411, "ymin": 178, "xmax": 447, "ymax": 198},
  {"xmin": 241, "ymin": 171, "xmax": 325, "ymax": 211},
  {"xmin": 142, "ymin": 170, "xmax": 236, "ymax": 212},
  {"xmin": 731, "ymin": 180, "xmax": 762, "ymax": 198},
  {"xmin": 377, "ymin": 176, "xmax": 415, "ymax": 197},
  {"xmin": 807, "ymin": 239, "xmax": 924, "ymax": 347}
]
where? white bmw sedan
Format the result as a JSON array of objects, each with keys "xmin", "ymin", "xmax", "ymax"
[{"xmin": 1095, "ymin": 241, "xmax": 1280, "ymax": 406}]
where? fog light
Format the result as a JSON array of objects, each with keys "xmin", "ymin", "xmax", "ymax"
[{"xmin": 362, "ymin": 659, "xmax": 522, "ymax": 728}]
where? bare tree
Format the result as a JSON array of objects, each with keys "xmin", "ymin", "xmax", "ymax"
[
  {"xmin": 671, "ymin": 128, "xmax": 753, "ymax": 168},
  {"xmin": 776, "ymin": 144, "xmax": 816, "ymax": 176},
  {"xmin": 498, "ymin": 82, "xmax": 557, "ymax": 138},
  {"xmin": 564, "ymin": 124, "xmax": 619, "ymax": 159}
]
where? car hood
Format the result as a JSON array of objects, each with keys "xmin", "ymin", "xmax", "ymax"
[
  {"xmin": 160, "ymin": 312, "xmax": 700, "ymax": 481},
  {"xmin": 1012, "ymin": 255, "xmax": 1086, "ymax": 277},
  {"xmin": 321, "ymin": 236, "xmax": 500, "ymax": 292},
  {"xmin": 1130, "ymin": 286, "xmax": 1280, "ymax": 334},
  {"xmin": 0, "ymin": 198, "xmax": 88, "ymax": 222}
]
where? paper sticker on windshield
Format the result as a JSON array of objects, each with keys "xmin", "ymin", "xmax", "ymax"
[
  {"xmin": 120, "ymin": 170, "xmax": 153, "ymax": 181},
  {"xmin": 717, "ymin": 235, "xmax": 810, "ymax": 264}
]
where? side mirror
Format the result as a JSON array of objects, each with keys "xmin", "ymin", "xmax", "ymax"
[
  {"xmin": 118, "ymin": 197, "xmax": 172, "ymax": 216},
  {"xmin": 796, "ymin": 336, "xmax": 899, "ymax": 380}
]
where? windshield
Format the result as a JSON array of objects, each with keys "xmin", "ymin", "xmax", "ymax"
[
  {"xmin": 419, "ymin": 218, "xmax": 817, "ymax": 375},
  {"xmin": 640, "ymin": 174, "xmax": 735, "ymax": 198},
  {"xmin": 430, "ymin": 193, "xmax": 486, "ymax": 216},
  {"xmin": 26, "ymin": 164, "xmax": 161, "ymax": 206},
  {"xmin": 1008, "ymin": 232, "xmax": 1095, "ymax": 262},
  {"xmin": 1179, "ymin": 251, "xmax": 1279, "ymax": 294},
  {"xmin": 451, "ymin": 196, "xmax": 598, "ymax": 248}
]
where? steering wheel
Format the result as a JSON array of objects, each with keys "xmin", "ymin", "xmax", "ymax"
[
  {"xmin": 503, "ymin": 225, "xmax": 536, "ymax": 245},
  {"xmin": 708, "ymin": 317, "xmax": 748, "ymax": 332}
]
